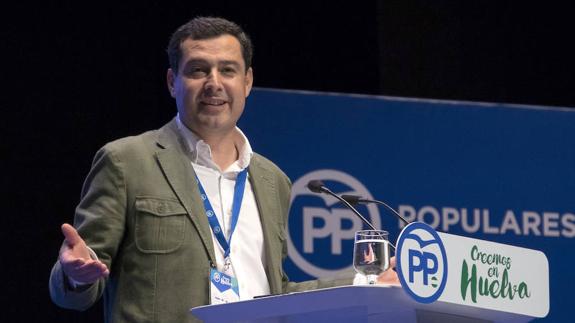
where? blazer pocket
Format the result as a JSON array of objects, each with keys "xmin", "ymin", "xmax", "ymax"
[{"xmin": 135, "ymin": 197, "xmax": 187, "ymax": 254}]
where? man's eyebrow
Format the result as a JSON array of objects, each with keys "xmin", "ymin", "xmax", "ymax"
[
  {"xmin": 219, "ymin": 60, "xmax": 241, "ymax": 67},
  {"xmin": 182, "ymin": 59, "xmax": 241, "ymax": 68},
  {"xmin": 183, "ymin": 59, "xmax": 208, "ymax": 66}
]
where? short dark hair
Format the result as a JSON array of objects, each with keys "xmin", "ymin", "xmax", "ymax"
[{"xmin": 167, "ymin": 16, "xmax": 253, "ymax": 74}]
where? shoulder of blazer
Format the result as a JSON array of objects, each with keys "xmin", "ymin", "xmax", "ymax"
[
  {"xmin": 95, "ymin": 118, "xmax": 180, "ymax": 157},
  {"xmin": 250, "ymin": 153, "xmax": 292, "ymax": 187}
]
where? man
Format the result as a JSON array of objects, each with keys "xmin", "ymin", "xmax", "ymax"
[{"xmin": 50, "ymin": 17, "xmax": 398, "ymax": 322}]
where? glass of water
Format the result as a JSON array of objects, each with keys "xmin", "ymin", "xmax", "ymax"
[{"xmin": 353, "ymin": 230, "xmax": 390, "ymax": 285}]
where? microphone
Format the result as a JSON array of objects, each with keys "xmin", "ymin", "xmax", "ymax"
[
  {"xmin": 307, "ymin": 180, "xmax": 396, "ymax": 251},
  {"xmin": 341, "ymin": 194, "xmax": 410, "ymax": 225},
  {"xmin": 307, "ymin": 180, "xmax": 330, "ymax": 194},
  {"xmin": 307, "ymin": 180, "xmax": 377, "ymax": 231}
]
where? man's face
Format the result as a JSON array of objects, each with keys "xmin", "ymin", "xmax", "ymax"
[{"xmin": 167, "ymin": 35, "xmax": 253, "ymax": 137}]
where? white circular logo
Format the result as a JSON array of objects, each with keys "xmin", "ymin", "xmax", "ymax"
[
  {"xmin": 213, "ymin": 272, "xmax": 221, "ymax": 283},
  {"xmin": 287, "ymin": 169, "xmax": 381, "ymax": 278},
  {"xmin": 396, "ymin": 222, "xmax": 448, "ymax": 303}
]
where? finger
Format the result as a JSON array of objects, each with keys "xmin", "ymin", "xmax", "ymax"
[
  {"xmin": 377, "ymin": 271, "xmax": 401, "ymax": 286},
  {"xmin": 69, "ymin": 262, "xmax": 109, "ymax": 282},
  {"xmin": 77, "ymin": 260, "xmax": 109, "ymax": 273},
  {"xmin": 61, "ymin": 223, "xmax": 83, "ymax": 247},
  {"xmin": 62, "ymin": 263, "xmax": 102, "ymax": 284},
  {"xmin": 73, "ymin": 270, "xmax": 108, "ymax": 284},
  {"xmin": 387, "ymin": 272, "xmax": 401, "ymax": 285},
  {"xmin": 389, "ymin": 256, "xmax": 396, "ymax": 268},
  {"xmin": 61, "ymin": 257, "xmax": 86, "ymax": 268}
]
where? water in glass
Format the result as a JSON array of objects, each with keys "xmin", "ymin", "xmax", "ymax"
[{"xmin": 353, "ymin": 230, "xmax": 390, "ymax": 284}]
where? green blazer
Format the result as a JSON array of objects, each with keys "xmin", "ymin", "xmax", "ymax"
[{"xmin": 49, "ymin": 119, "xmax": 349, "ymax": 323}]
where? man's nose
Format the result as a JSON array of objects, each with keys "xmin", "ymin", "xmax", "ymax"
[{"xmin": 204, "ymin": 71, "xmax": 223, "ymax": 92}]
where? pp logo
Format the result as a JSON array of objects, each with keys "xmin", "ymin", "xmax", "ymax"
[
  {"xmin": 287, "ymin": 169, "xmax": 381, "ymax": 278},
  {"xmin": 396, "ymin": 222, "xmax": 448, "ymax": 303}
]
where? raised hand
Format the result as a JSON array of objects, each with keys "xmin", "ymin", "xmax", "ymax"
[{"xmin": 59, "ymin": 223, "xmax": 109, "ymax": 285}]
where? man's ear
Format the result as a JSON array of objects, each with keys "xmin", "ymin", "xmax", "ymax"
[
  {"xmin": 167, "ymin": 68, "xmax": 176, "ymax": 98},
  {"xmin": 245, "ymin": 67, "xmax": 253, "ymax": 97}
]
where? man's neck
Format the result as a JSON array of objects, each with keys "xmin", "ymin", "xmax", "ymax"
[{"xmin": 199, "ymin": 129, "xmax": 240, "ymax": 171}]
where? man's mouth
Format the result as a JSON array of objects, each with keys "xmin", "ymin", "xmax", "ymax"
[{"xmin": 201, "ymin": 97, "xmax": 227, "ymax": 106}]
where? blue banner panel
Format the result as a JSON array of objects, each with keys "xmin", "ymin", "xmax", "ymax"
[{"xmin": 239, "ymin": 88, "xmax": 575, "ymax": 322}]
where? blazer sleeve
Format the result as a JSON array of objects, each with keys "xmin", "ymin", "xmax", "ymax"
[{"xmin": 49, "ymin": 144, "xmax": 127, "ymax": 310}]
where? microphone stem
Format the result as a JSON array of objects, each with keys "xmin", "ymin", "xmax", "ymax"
[
  {"xmin": 323, "ymin": 188, "xmax": 377, "ymax": 231},
  {"xmin": 323, "ymin": 188, "xmax": 396, "ymax": 250},
  {"xmin": 363, "ymin": 199, "xmax": 410, "ymax": 225}
]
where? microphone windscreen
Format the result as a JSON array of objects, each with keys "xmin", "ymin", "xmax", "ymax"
[
  {"xmin": 307, "ymin": 180, "xmax": 326, "ymax": 193},
  {"xmin": 341, "ymin": 194, "xmax": 361, "ymax": 205}
]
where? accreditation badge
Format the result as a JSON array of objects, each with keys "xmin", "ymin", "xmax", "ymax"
[{"xmin": 209, "ymin": 268, "xmax": 240, "ymax": 304}]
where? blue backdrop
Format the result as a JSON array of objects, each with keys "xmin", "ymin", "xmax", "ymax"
[{"xmin": 239, "ymin": 88, "xmax": 574, "ymax": 322}]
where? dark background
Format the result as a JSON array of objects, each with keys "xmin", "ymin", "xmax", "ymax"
[{"xmin": 2, "ymin": 1, "xmax": 574, "ymax": 321}]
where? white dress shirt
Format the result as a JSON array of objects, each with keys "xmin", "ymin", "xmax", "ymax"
[{"xmin": 176, "ymin": 116, "xmax": 270, "ymax": 301}]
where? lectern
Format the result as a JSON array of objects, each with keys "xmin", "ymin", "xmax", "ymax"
[
  {"xmin": 192, "ymin": 223, "xmax": 548, "ymax": 322},
  {"xmin": 191, "ymin": 285, "xmax": 535, "ymax": 323}
]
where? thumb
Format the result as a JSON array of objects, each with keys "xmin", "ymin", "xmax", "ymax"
[{"xmin": 61, "ymin": 223, "xmax": 83, "ymax": 247}]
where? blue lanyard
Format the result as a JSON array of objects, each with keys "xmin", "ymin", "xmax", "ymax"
[{"xmin": 195, "ymin": 169, "xmax": 248, "ymax": 259}]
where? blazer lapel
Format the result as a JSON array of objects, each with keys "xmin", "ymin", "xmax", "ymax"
[
  {"xmin": 249, "ymin": 156, "xmax": 284, "ymax": 294},
  {"xmin": 154, "ymin": 119, "xmax": 217, "ymax": 266}
]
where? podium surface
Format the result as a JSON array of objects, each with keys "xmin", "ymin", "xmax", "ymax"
[{"xmin": 191, "ymin": 286, "xmax": 534, "ymax": 323}]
